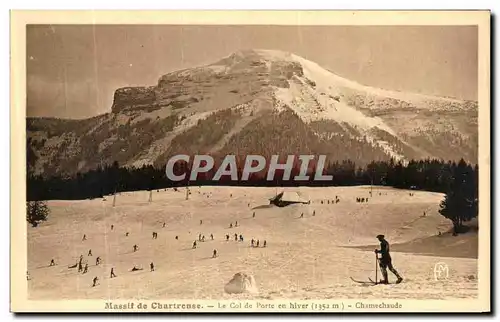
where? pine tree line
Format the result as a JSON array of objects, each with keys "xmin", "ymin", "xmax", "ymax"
[{"xmin": 27, "ymin": 158, "xmax": 477, "ymax": 200}]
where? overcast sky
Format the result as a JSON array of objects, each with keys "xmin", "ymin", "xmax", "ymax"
[{"xmin": 26, "ymin": 25, "xmax": 478, "ymax": 119}]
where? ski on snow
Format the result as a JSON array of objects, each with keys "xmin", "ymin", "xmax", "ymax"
[
  {"xmin": 350, "ymin": 277, "xmax": 401, "ymax": 285},
  {"xmin": 350, "ymin": 277, "xmax": 377, "ymax": 285}
]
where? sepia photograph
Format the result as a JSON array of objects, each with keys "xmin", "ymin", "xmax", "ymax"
[{"xmin": 11, "ymin": 10, "xmax": 490, "ymax": 313}]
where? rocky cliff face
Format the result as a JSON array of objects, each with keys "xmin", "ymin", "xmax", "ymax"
[
  {"xmin": 27, "ymin": 49, "xmax": 478, "ymax": 177},
  {"xmin": 111, "ymin": 86, "xmax": 157, "ymax": 113}
]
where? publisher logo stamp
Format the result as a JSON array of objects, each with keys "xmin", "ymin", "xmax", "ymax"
[{"xmin": 434, "ymin": 262, "xmax": 449, "ymax": 281}]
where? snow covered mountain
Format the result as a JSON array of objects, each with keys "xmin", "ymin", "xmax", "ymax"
[{"xmin": 27, "ymin": 49, "xmax": 478, "ymax": 176}]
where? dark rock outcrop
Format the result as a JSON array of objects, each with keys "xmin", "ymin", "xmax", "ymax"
[{"xmin": 111, "ymin": 86, "xmax": 157, "ymax": 113}]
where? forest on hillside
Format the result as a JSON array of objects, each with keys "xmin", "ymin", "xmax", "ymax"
[{"xmin": 27, "ymin": 157, "xmax": 477, "ymax": 201}]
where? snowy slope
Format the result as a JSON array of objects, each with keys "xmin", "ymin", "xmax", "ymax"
[{"xmin": 27, "ymin": 186, "xmax": 478, "ymax": 300}]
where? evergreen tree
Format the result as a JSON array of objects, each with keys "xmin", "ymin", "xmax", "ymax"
[
  {"xmin": 438, "ymin": 159, "xmax": 478, "ymax": 234},
  {"xmin": 27, "ymin": 200, "xmax": 50, "ymax": 227}
]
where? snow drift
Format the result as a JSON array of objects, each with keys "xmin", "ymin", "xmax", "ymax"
[{"xmin": 224, "ymin": 272, "xmax": 259, "ymax": 294}]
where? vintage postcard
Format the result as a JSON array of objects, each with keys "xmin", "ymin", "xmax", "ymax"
[{"xmin": 11, "ymin": 10, "xmax": 490, "ymax": 313}]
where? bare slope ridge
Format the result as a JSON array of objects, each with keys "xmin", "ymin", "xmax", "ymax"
[
  {"xmin": 27, "ymin": 186, "xmax": 477, "ymax": 300},
  {"xmin": 27, "ymin": 49, "xmax": 478, "ymax": 176}
]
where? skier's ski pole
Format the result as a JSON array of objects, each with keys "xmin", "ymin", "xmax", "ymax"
[{"xmin": 375, "ymin": 253, "xmax": 379, "ymax": 285}]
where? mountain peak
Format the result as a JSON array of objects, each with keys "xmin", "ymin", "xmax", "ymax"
[
  {"xmin": 236, "ymin": 49, "xmax": 295, "ymax": 59},
  {"xmin": 213, "ymin": 49, "xmax": 299, "ymax": 66},
  {"xmin": 27, "ymin": 47, "xmax": 478, "ymax": 176}
]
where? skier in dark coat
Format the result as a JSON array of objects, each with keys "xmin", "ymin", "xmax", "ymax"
[{"xmin": 375, "ymin": 235, "xmax": 403, "ymax": 284}]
